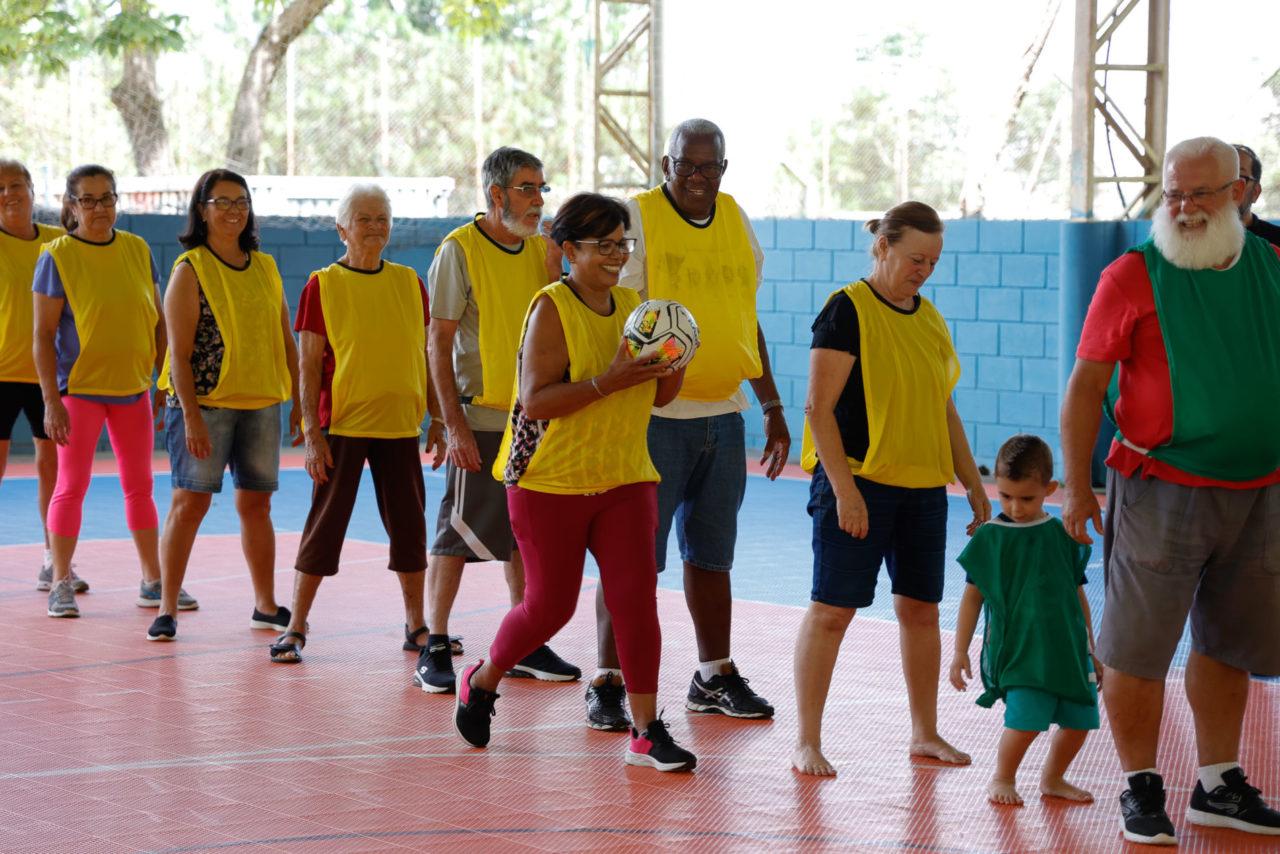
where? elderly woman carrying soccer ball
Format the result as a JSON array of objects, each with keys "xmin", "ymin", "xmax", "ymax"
[{"xmin": 451, "ymin": 192, "xmax": 702, "ymax": 773}]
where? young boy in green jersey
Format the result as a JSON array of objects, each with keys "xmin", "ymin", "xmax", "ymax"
[{"xmin": 949, "ymin": 434, "xmax": 1102, "ymax": 806}]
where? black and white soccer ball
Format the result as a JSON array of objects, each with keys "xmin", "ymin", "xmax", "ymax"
[{"xmin": 622, "ymin": 299, "xmax": 700, "ymax": 371}]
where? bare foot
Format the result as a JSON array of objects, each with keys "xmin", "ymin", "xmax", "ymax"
[
  {"xmin": 1040, "ymin": 776, "xmax": 1094, "ymax": 802},
  {"xmin": 988, "ymin": 778, "xmax": 1024, "ymax": 805},
  {"xmin": 791, "ymin": 744, "xmax": 837, "ymax": 776},
  {"xmin": 909, "ymin": 737, "xmax": 972, "ymax": 766}
]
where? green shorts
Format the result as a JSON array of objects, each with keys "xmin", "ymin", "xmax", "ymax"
[{"xmin": 1003, "ymin": 679, "xmax": 1100, "ymax": 732}]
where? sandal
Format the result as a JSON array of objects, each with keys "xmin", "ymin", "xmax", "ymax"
[
  {"xmin": 270, "ymin": 630, "xmax": 306, "ymax": 663},
  {"xmin": 403, "ymin": 624, "xmax": 464, "ymax": 656}
]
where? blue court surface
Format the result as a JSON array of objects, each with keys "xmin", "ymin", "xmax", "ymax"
[{"xmin": 0, "ymin": 465, "xmax": 1124, "ymax": 660}]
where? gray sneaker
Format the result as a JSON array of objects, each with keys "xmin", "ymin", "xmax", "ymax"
[
  {"xmin": 37, "ymin": 562, "xmax": 88, "ymax": 593},
  {"xmin": 137, "ymin": 579, "xmax": 198, "ymax": 610},
  {"xmin": 46, "ymin": 579, "xmax": 80, "ymax": 618}
]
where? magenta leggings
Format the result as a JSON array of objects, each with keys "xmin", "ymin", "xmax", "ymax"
[
  {"xmin": 47, "ymin": 394, "xmax": 158, "ymax": 539},
  {"xmin": 491, "ymin": 481, "xmax": 662, "ymax": 693}
]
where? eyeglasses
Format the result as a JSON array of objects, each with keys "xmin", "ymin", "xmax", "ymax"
[
  {"xmin": 74, "ymin": 193, "xmax": 117, "ymax": 209},
  {"xmin": 1240, "ymin": 174, "xmax": 1258, "ymax": 186},
  {"xmin": 574, "ymin": 238, "xmax": 636, "ymax": 256},
  {"xmin": 1161, "ymin": 180, "xmax": 1235, "ymax": 207},
  {"xmin": 505, "ymin": 183, "xmax": 550, "ymax": 197},
  {"xmin": 206, "ymin": 197, "xmax": 251, "ymax": 212},
  {"xmin": 670, "ymin": 159, "xmax": 726, "ymax": 179}
]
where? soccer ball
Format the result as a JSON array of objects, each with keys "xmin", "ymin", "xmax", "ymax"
[{"xmin": 623, "ymin": 299, "xmax": 700, "ymax": 370}]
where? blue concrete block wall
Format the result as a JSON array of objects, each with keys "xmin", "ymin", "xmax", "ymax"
[
  {"xmin": 745, "ymin": 218, "xmax": 1067, "ymax": 475},
  {"xmin": 11, "ymin": 213, "xmax": 1076, "ymax": 475}
]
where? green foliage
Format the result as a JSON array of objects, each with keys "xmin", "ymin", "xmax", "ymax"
[
  {"xmin": 0, "ymin": 1, "xmax": 185, "ymax": 71},
  {"xmin": 397, "ymin": 0, "xmax": 525, "ymax": 40}
]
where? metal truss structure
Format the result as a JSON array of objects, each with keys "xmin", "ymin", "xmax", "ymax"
[{"xmin": 592, "ymin": 0, "xmax": 662, "ymax": 195}]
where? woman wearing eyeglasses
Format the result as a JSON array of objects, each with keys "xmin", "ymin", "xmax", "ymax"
[
  {"xmin": 145, "ymin": 169, "xmax": 301, "ymax": 642},
  {"xmin": 33, "ymin": 164, "xmax": 167, "ymax": 618},
  {"xmin": 453, "ymin": 192, "xmax": 698, "ymax": 772}
]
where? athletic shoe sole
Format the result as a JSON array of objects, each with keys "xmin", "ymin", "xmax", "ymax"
[
  {"xmin": 248, "ymin": 618, "xmax": 289, "ymax": 630},
  {"xmin": 414, "ymin": 671, "xmax": 455, "ymax": 694},
  {"xmin": 1121, "ymin": 822, "xmax": 1177, "ymax": 845},
  {"xmin": 36, "ymin": 581, "xmax": 50, "ymax": 592},
  {"xmin": 685, "ymin": 700, "xmax": 772, "ymax": 719},
  {"xmin": 146, "ymin": 632, "xmax": 175, "ymax": 642},
  {"xmin": 507, "ymin": 665, "xmax": 579, "ymax": 682},
  {"xmin": 1186, "ymin": 808, "xmax": 1280, "ymax": 835},
  {"xmin": 624, "ymin": 750, "xmax": 695, "ymax": 772},
  {"xmin": 46, "ymin": 608, "xmax": 79, "ymax": 618},
  {"xmin": 137, "ymin": 599, "xmax": 199, "ymax": 610},
  {"xmin": 587, "ymin": 720, "xmax": 631, "ymax": 732}
]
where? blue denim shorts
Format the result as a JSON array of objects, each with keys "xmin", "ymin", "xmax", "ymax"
[
  {"xmin": 648, "ymin": 412, "xmax": 746, "ymax": 572},
  {"xmin": 808, "ymin": 464, "xmax": 948, "ymax": 608},
  {"xmin": 166, "ymin": 403, "xmax": 281, "ymax": 493}
]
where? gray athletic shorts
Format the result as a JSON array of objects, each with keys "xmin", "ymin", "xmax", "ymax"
[
  {"xmin": 430, "ymin": 429, "xmax": 515, "ymax": 563},
  {"xmin": 1096, "ymin": 469, "xmax": 1280, "ymax": 679}
]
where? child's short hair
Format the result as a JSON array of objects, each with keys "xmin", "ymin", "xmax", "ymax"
[{"xmin": 995, "ymin": 434, "xmax": 1054, "ymax": 483}]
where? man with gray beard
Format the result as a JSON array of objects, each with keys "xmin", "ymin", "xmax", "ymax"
[
  {"xmin": 1061, "ymin": 136, "xmax": 1280, "ymax": 845},
  {"xmin": 413, "ymin": 147, "xmax": 579, "ymax": 693}
]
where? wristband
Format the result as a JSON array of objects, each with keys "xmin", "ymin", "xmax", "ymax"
[
  {"xmin": 761, "ymin": 399, "xmax": 783, "ymax": 414},
  {"xmin": 590, "ymin": 376, "xmax": 609, "ymax": 397}
]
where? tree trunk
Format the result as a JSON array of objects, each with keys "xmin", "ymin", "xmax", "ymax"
[
  {"xmin": 225, "ymin": 0, "xmax": 333, "ymax": 173},
  {"xmin": 109, "ymin": 48, "xmax": 172, "ymax": 176},
  {"xmin": 958, "ymin": 0, "xmax": 1060, "ymax": 216}
]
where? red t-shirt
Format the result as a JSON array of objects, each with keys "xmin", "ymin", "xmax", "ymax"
[
  {"xmin": 1076, "ymin": 244, "xmax": 1280, "ymax": 488},
  {"xmin": 294, "ymin": 267, "xmax": 429, "ymax": 429}
]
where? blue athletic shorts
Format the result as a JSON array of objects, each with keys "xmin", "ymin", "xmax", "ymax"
[
  {"xmin": 807, "ymin": 464, "xmax": 947, "ymax": 608},
  {"xmin": 1004, "ymin": 671, "xmax": 1100, "ymax": 732}
]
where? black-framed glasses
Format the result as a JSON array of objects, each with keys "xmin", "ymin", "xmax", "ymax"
[
  {"xmin": 206, "ymin": 197, "xmax": 251, "ymax": 212},
  {"xmin": 506, "ymin": 183, "xmax": 550, "ymax": 197},
  {"xmin": 74, "ymin": 193, "xmax": 118, "ymax": 209},
  {"xmin": 670, "ymin": 159, "xmax": 726, "ymax": 179},
  {"xmin": 1161, "ymin": 180, "xmax": 1235, "ymax": 207},
  {"xmin": 1240, "ymin": 174, "xmax": 1258, "ymax": 186},
  {"xmin": 574, "ymin": 237, "xmax": 636, "ymax": 256}
]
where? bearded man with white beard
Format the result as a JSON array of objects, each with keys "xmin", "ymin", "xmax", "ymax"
[{"xmin": 1060, "ymin": 136, "xmax": 1280, "ymax": 846}]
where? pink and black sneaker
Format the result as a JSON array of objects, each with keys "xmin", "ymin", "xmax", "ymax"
[
  {"xmin": 454, "ymin": 660, "xmax": 499, "ymax": 748},
  {"xmin": 624, "ymin": 717, "xmax": 696, "ymax": 772}
]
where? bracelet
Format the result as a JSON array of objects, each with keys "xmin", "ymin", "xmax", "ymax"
[
  {"xmin": 761, "ymin": 399, "xmax": 784, "ymax": 414},
  {"xmin": 590, "ymin": 376, "xmax": 609, "ymax": 398}
]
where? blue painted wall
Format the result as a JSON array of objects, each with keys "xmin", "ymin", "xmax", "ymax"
[{"xmin": 16, "ymin": 213, "xmax": 1149, "ymax": 476}]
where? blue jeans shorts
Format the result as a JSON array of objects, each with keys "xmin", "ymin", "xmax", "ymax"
[
  {"xmin": 648, "ymin": 412, "xmax": 746, "ymax": 572},
  {"xmin": 808, "ymin": 464, "xmax": 948, "ymax": 608},
  {"xmin": 166, "ymin": 403, "xmax": 281, "ymax": 493}
]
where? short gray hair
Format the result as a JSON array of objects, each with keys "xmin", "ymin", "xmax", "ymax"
[
  {"xmin": 1164, "ymin": 137, "xmax": 1239, "ymax": 185},
  {"xmin": 336, "ymin": 183, "xmax": 391, "ymax": 229},
  {"xmin": 667, "ymin": 118, "xmax": 725, "ymax": 158},
  {"xmin": 0, "ymin": 159, "xmax": 33, "ymax": 189},
  {"xmin": 481, "ymin": 147, "xmax": 543, "ymax": 204}
]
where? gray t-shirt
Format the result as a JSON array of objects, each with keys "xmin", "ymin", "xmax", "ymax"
[{"xmin": 427, "ymin": 235, "xmax": 523, "ymax": 432}]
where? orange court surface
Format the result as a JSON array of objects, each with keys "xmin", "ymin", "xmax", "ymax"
[{"xmin": 0, "ymin": 455, "xmax": 1277, "ymax": 853}]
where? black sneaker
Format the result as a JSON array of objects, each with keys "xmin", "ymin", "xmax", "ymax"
[
  {"xmin": 146, "ymin": 614, "xmax": 177, "ymax": 642},
  {"xmin": 508, "ymin": 645, "xmax": 581, "ymax": 681},
  {"xmin": 1187, "ymin": 768, "xmax": 1280, "ymax": 836},
  {"xmin": 685, "ymin": 665, "xmax": 774, "ymax": 719},
  {"xmin": 454, "ymin": 661, "xmax": 499, "ymax": 748},
  {"xmin": 249, "ymin": 606, "xmax": 291, "ymax": 631},
  {"xmin": 585, "ymin": 673, "xmax": 631, "ymax": 732},
  {"xmin": 1120, "ymin": 771, "xmax": 1178, "ymax": 845},
  {"xmin": 625, "ymin": 717, "xmax": 696, "ymax": 772},
  {"xmin": 413, "ymin": 634, "xmax": 456, "ymax": 694}
]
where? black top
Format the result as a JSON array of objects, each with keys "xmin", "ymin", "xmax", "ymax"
[
  {"xmin": 1247, "ymin": 215, "xmax": 1280, "ymax": 247},
  {"xmin": 809, "ymin": 282, "xmax": 920, "ymax": 462}
]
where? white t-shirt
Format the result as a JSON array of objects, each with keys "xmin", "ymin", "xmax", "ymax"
[{"xmin": 619, "ymin": 195, "xmax": 765, "ymax": 419}]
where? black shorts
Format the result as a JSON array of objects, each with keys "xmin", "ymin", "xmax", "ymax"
[{"xmin": 0, "ymin": 382, "xmax": 48, "ymax": 441}]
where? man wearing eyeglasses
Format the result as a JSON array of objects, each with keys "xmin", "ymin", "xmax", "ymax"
[
  {"xmin": 1061, "ymin": 136, "xmax": 1280, "ymax": 845},
  {"xmin": 1234, "ymin": 144, "xmax": 1280, "ymax": 246},
  {"xmin": 414, "ymin": 146, "xmax": 579, "ymax": 695},
  {"xmin": 608, "ymin": 117, "xmax": 790, "ymax": 723}
]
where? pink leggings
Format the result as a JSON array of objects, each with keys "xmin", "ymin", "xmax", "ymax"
[
  {"xmin": 491, "ymin": 482, "xmax": 662, "ymax": 693},
  {"xmin": 47, "ymin": 395, "xmax": 158, "ymax": 539}
]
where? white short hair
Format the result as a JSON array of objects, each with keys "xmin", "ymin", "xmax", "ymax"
[
  {"xmin": 667, "ymin": 118, "xmax": 725, "ymax": 158},
  {"xmin": 336, "ymin": 183, "xmax": 392, "ymax": 228},
  {"xmin": 1164, "ymin": 137, "xmax": 1239, "ymax": 185}
]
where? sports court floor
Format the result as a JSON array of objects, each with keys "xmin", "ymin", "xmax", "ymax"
[{"xmin": 0, "ymin": 455, "xmax": 1276, "ymax": 852}]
